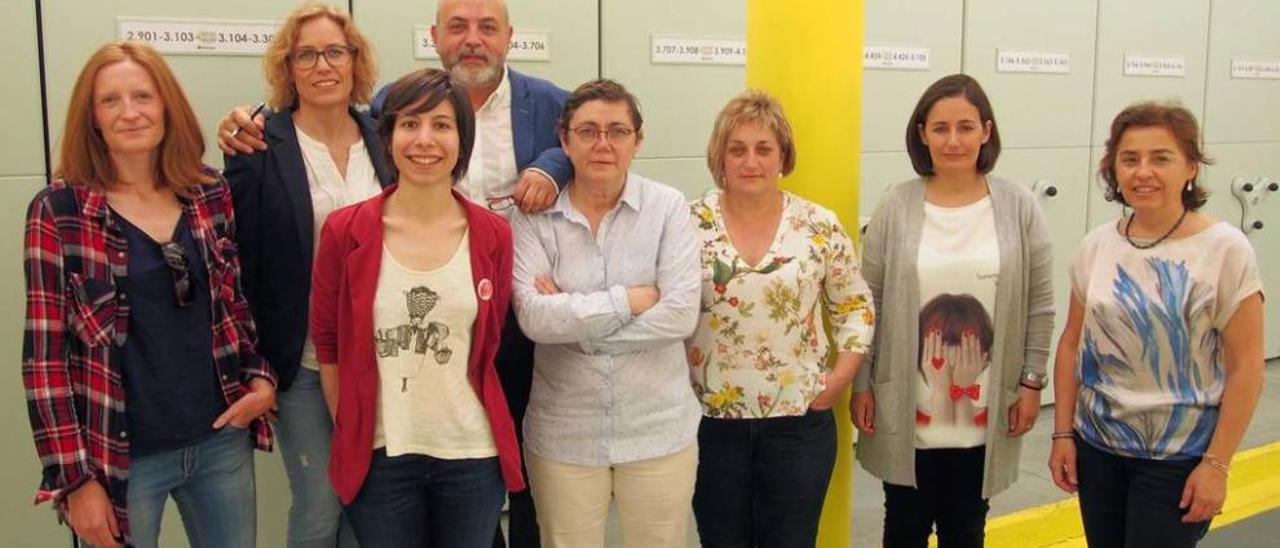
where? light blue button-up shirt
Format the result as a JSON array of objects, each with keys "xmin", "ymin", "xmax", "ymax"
[{"xmin": 510, "ymin": 172, "xmax": 702, "ymax": 466}]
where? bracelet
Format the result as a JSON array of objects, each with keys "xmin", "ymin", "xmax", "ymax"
[
  {"xmin": 1019, "ymin": 380, "xmax": 1046, "ymax": 391},
  {"xmin": 1202, "ymin": 453, "xmax": 1231, "ymax": 475},
  {"xmin": 1051, "ymin": 431, "xmax": 1074, "ymax": 440}
]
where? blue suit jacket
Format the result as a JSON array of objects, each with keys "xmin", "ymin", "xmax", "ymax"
[
  {"xmin": 372, "ymin": 68, "xmax": 572, "ymax": 189},
  {"xmin": 223, "ymin": 107, "xmax": 393, "ymax": 390}
]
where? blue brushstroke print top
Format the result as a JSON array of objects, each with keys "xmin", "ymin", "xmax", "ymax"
[{"xmin": 1069, "ymin": 221, "xmax": 1263, "ymax": 459}]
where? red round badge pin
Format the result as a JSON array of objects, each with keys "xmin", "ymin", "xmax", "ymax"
[{"xmin": 477, "ymin": 279, "xmax": 494, "ymax": 301}]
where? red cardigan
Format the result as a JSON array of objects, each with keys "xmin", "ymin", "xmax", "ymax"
[{"xmin": 310, "ymin": 185, "xmax": 524, "ymax": 503}]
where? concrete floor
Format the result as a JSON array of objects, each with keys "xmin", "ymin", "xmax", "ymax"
[
  {"xmin": 1202, "ymin": 508, "xmax": 1280, "ymax": 547},
  {"xmin": 849, "ymin": 357, "xmax": 1280, "ymax": 547},
  {"xmin": 521, "ymin": 358, "xmax": 1280, "ymax": 547}
]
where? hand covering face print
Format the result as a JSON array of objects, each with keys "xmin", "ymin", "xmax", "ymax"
[{"xmin": 917, "ymin": 293, "xmax": 994, "ymax": 427}]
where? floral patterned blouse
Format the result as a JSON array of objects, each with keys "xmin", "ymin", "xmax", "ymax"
[{"xmin": 686, "ymin": 190, "xmax": 875, "ymax": 419}]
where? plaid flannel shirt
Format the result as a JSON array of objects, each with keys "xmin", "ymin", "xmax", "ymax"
[{"xmin": 22, "ymin": 171, "xmax": 275, "ymax": 537}]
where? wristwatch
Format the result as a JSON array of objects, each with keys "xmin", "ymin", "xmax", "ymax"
[{"xmin": 1019, "ymin": 371, "xmax": 1047, "ymax": 390}]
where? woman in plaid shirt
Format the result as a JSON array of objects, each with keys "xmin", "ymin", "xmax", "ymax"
[{"xmin": 21, "ymin": 41, "xmax": 276, "ymax": 548}]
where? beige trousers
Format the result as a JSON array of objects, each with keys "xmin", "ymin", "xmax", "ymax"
[{"xmin": 526, "ymin": 443, "xmax": 698, "ymax": 548}]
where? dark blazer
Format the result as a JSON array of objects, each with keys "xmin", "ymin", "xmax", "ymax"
[
  {"xmin": 224, "ymin": 107, "xmax": 393, "ymax": 391},
  {"xmin": 507, "ymin": 68, "xmax": 572, "ymax": 186},
  {"xmin": 372, "ymin": 68, "xmax": 572, "ymax": 188},
  {"xmin": 310, "ymin": 186, "xmax": 524, "ymax": 503}
]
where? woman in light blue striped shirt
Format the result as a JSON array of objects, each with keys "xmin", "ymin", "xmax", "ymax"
[{"xmin": 509, "ymin": 79, "xmax": 702, "ymax": 548}]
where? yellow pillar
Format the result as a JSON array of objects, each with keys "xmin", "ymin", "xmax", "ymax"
[{"xmin": 746, "ymin": 2, "xmax": 863, "ymax": 547}]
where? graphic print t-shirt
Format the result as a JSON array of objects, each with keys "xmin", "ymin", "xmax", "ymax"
[
  {"xmin": 372, "ymin": 234, "xmax": 496, "ymax": 458},
  {"xmin": 1070, "ymin": 221, "xmax": 1263, "ymax": 459},
  {"xmin": 915, "ymin": 197, "xmax": 1000, "ymax": 449}
]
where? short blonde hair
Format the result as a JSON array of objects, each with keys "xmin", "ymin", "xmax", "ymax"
[
  {"xmin": 57, "ymin": 40, "xmax": 212, "ymax": 191},
  {"xmin": 705, "ymin": 89, "xmax": 796, "ymax": 187},
  {"xmin": 263, "ymin": 2, "xmax": 376, "ymax": 109}
]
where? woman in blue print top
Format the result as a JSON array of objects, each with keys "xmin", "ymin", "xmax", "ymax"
[{"xmin": 1049, "ymin": 102, "xmax": 1266, "ymax": 548}]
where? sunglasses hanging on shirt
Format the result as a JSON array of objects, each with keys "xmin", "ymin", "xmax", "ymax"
[{"xmin": 160, "ymin": 241, "xmax": 192, "ymax": 307}]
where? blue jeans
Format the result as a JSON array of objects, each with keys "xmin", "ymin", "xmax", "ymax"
[
  {"xmin": 1076, "ymin": 436, "xmax": 1212, "ymax": 548},
  {"xmin": 345, "ymin": 451, "xmax": 506, "ymax": 548},
  {"xmin": 277, "ymin": 367, "xmax": 360, "ymax": 548},
  {"xmin": 881, "ymin": 446, "xmax": 989, "ymax": 548},
  {"xmin": 125, "ymin": 427, "xmax": 256, "ymax": 548},
  {"xmin": 692, "ymin": 409, "xmax": 837, "ymax": 548}
]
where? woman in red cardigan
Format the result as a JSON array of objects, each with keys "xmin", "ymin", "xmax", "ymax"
[{"xmin": 309, "ymin": 68, "xmax": 522, "ymax": 548}]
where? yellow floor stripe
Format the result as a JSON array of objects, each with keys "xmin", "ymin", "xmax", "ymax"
[{"xmin": 924, "ymin": 441, "xmax": 1280, "ymax": 547}]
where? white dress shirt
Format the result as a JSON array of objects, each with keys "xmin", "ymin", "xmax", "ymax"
[
  {"xmin": 510, "ymin": 173, "xmax": 703, "ymax": 466},
  {"xmin": 458, "ymin": 67, "xmax": 518, "ymax": 210}
]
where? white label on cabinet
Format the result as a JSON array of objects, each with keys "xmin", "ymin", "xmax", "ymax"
[
  {"xmin": 413, "ymin": 27, "xmax": 551, "ymax": 62},
  {"xmin": 995, "ymin": 49, "xmax": 1070, "ymax": 74},
  {"xmin": 1230, "ymin": 58, "xmax": 1280, "ymax": 80},
  {"xmin": 1123, "ymin": 54, "xmax": 1186, "ymax": 77},
  {"xmin": 863, "ymin": 46, "xmax": 930, "ymax": 70},
  {"xmin": 117, "ymin": 17, "xmax": 278, "ymax": 56},
  {"xmin": 650, "ymin": 36, "xmax": 746, "ymax": 66}
]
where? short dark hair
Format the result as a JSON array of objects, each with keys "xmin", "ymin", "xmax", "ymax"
[
  {"xmin": 377, "ymin": 68, "xmax": 475, "ymax": 184},
  {"xmin": 905, "ymin": 74, "xmax": 1001, "ymax": 176},
  {"xmin": 1099, "ymin": 101, "xmax": 1212, "ymax": 210},
  {"xmin": 558, "ymin": 79, "xmax": 643, "ymax": 136}
]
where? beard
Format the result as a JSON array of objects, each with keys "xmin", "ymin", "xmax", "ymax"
[{"xmin": 445, "ymin": 46, "xmax": 504, "ymax": 88}]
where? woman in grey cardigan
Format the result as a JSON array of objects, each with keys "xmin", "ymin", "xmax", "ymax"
[{"xmin": 851, "ymin": 74, "xmax": 1055, "ymax": 547}]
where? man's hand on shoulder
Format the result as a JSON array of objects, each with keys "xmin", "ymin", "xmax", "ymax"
[
  {"xmin": 513, "ymin": 169, "xmax": 558, "ymax": 213},
  {"xmin": 218, "ymin": 104, "xmax": 268, "ymax": 156}
]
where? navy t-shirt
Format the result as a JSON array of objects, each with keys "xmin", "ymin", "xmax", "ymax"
[{"xmin": 115, "ymin": 212, "xmax": 226, "ymax": 456}]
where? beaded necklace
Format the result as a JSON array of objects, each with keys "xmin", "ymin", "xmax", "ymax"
[{"xmin": 1123, "ymin": 208, "xmax": 1187, "ymax": 250}]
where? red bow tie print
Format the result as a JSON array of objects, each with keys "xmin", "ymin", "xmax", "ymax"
[{"xmin": 950, "ymin": 384, "xmax": 981, "ymax": 401}]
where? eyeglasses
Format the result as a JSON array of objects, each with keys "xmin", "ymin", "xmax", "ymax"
[
  {"xmin": 486, "ymin": 194, "xmax": 515, "ymax": 211},
  {"xmin": 570, "ymin": 126, "xmax": 635, "ymax": 146},
  {"xmin": 160, "ymin": 241, "xmax": 192, "ymax": 307},
  {"xmin": 290, "ymin": 45, "xmax": 357, "ymax": 70}
]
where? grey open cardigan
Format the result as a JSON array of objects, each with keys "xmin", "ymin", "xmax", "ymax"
[{"xmin": 853, "ymin": 176, "xmax": 1055, "ymax": 498}]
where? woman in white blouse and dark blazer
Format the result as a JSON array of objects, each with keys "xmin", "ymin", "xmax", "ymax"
[{"xmin": 222, "ymin": 5, "xmax": 389, "ymax": 546}]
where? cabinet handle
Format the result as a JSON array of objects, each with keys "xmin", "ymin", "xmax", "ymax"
[{"xmin": 1032, "ymin": 179, "xmax": 1057, "ymax": 198}]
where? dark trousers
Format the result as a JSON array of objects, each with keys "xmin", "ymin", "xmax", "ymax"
[
  {"xmin": 492, "ymin": 310, "xmax": 540, "ymax": 548},
  {"xmin": 882, "ymin": 446, "xmax": 989, "ymax": 548},
  {"xmin": 692, "ymin": 409, "xmax": 837, "ymax": 548},
  {"xmin": 346, "ymin": 451, "xmax": 506, "ymax": 548},
  {"xmin": 1076, "ymin": 436, "xmax": 1212, "ymax": 548}
]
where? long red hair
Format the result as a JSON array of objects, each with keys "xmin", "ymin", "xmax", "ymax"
[{"xmin": 56, "ymin": 40, "xmax": 212, "ymax": 191}]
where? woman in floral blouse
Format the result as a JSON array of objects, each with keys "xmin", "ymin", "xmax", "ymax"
[{"xmin": 686, "ymin": 89, "xmax": 875, "ymax": 547}]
